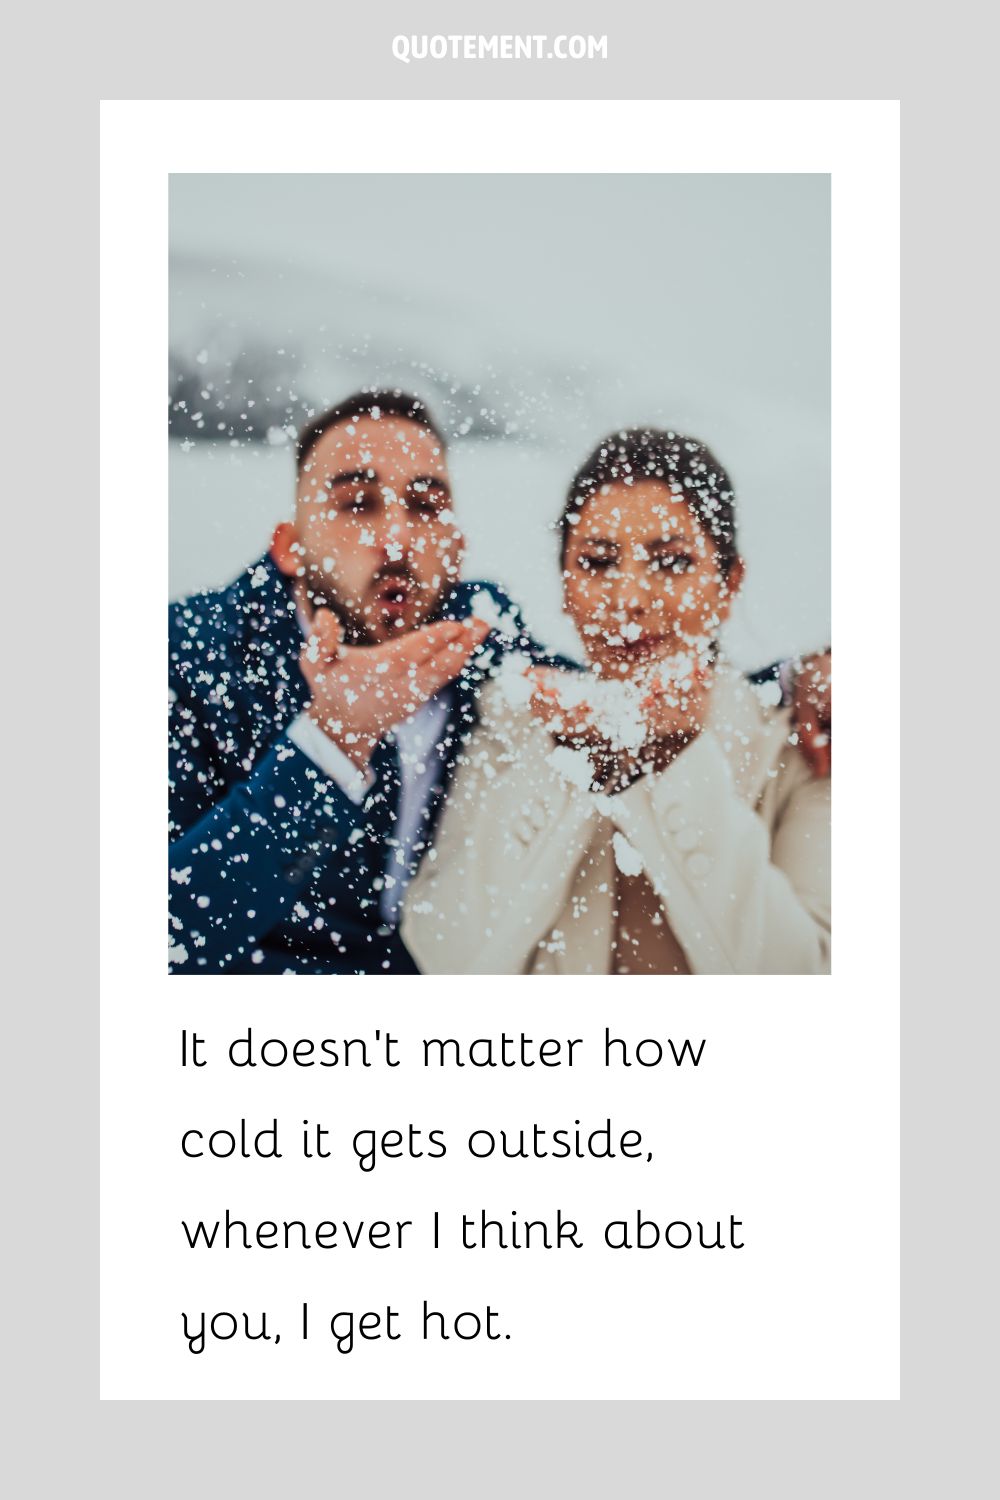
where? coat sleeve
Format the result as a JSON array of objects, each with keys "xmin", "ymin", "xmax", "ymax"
[
  {"xmin": 168, "ymin": 676, "xmax": 366, "ymax": 973},
  {"xmin": 401, "ymin": 720, "xmax": 596, "ymax": 974},
  {"xmin": 604, "ymin": 732, "xmax": 831, "ymax": 974}
]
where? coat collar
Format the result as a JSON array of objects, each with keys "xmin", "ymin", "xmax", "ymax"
[{"xmin": 230, "ymin": 551, "xmax": 302, "ymax": 658}]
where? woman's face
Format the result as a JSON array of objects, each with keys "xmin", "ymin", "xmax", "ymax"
[{"xmin": 562, "ymin": 480, "xmax": 743, "ymax": 677}]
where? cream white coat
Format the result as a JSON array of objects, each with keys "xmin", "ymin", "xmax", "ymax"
[{"xmin": 402, "ymin": 665, "xmax": 831, "ymax": 975}]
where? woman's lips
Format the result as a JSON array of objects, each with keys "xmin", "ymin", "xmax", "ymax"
[{"xmin": 605, "ymin": 634, "xmax": 666, "ymax": 658}]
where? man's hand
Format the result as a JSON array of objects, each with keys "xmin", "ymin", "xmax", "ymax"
[
  {"xmin": 300, "ymin": 609, "xmax": 490, "ymax": 769},
  {"xmin": 791, "ymin": 650, "xmax": 831, "ymax": 778}
]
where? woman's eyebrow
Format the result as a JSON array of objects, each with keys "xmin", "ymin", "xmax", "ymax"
[
  {"xmin": 324, "ymin": 468, "xmax": 370, "ymax": 487},
  {"xmin": 648, "ymin": 533, "xmax": 690, "ymax": 547}
]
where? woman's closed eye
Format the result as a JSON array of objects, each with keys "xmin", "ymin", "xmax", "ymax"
[
  {"xmin": 578, "ymin": 551, "xmax": 695, "ymax": 574},
  {"xmin": 405, "ymin": 479, "xmax": 450, "ymax": 516},
  {"xmin": 650, "ymin": 552, "xmax": 696, "ymax": 574},
  {"xmin": 407, "ymin": 493, "xmax": 445, "ymax": 517}
]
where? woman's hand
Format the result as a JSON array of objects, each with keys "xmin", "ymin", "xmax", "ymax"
[
  {"xmin": 525, "ymin": 661, "xmax": 710, "ymax": 789},
  {"xmin": 637, "ymin": 666, "xmax": 711, "ymax": 748},
  {"xmin": 524, "ymin": 669, "xmax": 607, "ymax": 747}
]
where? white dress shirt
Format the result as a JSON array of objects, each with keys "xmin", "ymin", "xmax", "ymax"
[{"xmin": 286, "ymin": 694, "xmax": 452, "ymax": 926}]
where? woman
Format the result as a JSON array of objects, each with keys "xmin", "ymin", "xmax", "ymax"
[{"xmin": 402, "ymin": 429, "xmax": 830, "ymax": 975}]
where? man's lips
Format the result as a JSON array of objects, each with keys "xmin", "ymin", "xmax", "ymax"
[{"xmin": 372, "ymin": 577, "xmax": 415, "ymax": 608}]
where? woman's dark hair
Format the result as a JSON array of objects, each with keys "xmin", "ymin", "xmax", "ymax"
[
  {"xmin": 560, "ymin": 428, "xmax": 740, "ymax": 573},
  {"xmin": 297, "ymin": 389, "xmax": 446, "ymax": 471}
]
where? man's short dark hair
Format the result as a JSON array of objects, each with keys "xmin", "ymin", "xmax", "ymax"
[{"xmin": 296, "ymin": 389, "xmax": 447, "ymax": 471}]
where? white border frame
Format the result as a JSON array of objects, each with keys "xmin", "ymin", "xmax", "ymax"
[{"xmin": 100, "ymin": 100, "xmax": 898, "ymax": 1401}]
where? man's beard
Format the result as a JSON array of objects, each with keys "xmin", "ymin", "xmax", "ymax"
[
  {"xmin": 297, "ymin": 567, "xmax": 375, "ymax": 645},
  {"xmin": 298, "ymin": 560, "xmax": 440, "ymax": 646}
]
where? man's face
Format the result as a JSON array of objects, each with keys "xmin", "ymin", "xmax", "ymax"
[{"xmin": 291, "ymin": 416, "xmax": 463, "ymax": 645}]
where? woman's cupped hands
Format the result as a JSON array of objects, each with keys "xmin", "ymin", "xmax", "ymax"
[{"xmin": 524, "ymin": 654, "xmax": 711, "ymax": 791}]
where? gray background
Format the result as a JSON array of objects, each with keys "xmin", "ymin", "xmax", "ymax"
[
  {"xmin": 13, "ymin": 0, "xmax": 980, "ymax": 1486},
  {"xmin": 170, "ymin": 173, "xmax": 829, "ymax": 667}
]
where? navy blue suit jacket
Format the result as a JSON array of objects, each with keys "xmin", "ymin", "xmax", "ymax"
[{"xmin": 168, "ymin": 554, "xmax": 559, "ymax": 974}]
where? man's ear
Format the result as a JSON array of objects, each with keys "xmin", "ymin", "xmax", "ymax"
[{"xmin": 270, "ymin": 522, "xmax": 301, "ymax": 578}]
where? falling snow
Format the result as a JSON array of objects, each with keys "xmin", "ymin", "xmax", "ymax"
[
  {"xmin": 167, "ymin": 195, "xmax": 830, "ymax": 977},
  {"xmin": 612, "ymin": 832, "xmax": 643, "ymax": 878}
]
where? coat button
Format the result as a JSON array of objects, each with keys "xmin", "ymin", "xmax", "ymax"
[
  {"xmin": 665, "ymin": 804, "xmax": 686, "ymax": 833},
  {"xmin": 674, "ymin": 826, "xmax": 700, "ymax": 852},
  {"xmin": 686, "ymin": 852, "xmax": 711, "ymax": 880},
  {"xmin": 513, "ymin": 816, "xmax": 534, "ymax": 845},
  {"xmin": 529, "ymin": 801, "xmax": 548, "ymax": 831}
]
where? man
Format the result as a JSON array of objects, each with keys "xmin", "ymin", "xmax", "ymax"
[
  {"xmin": 169, "ymin": 388, "xmax": 830, "ymax": 975},
  {"xmin": 169, "ymin": 389, "xmax": 548, "ymax": 973}
]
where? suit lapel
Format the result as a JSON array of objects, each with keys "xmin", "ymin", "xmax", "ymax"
[{"xmin": 413, "ymin": 666, "xmax": 482, "ymax": 859}]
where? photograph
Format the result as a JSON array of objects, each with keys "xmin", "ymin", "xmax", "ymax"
[{"xmin": 168, "ymin": 172, "xmax": 831, "ymax": 976}]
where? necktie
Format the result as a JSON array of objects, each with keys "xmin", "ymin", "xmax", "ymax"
[{"xmin": 362, "ymin": 736, "xmax": 402, "ymax": 904}]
